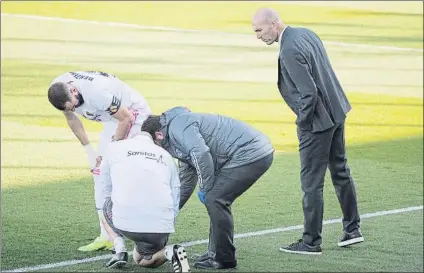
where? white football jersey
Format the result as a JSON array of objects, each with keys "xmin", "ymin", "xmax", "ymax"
[
  {"xmin": 50, "ymin": 71, "xmax": 151, "ymax": 125},
  {"xmin": 100, "ymin": 133, "xmax": 181, "ymax": 233}
]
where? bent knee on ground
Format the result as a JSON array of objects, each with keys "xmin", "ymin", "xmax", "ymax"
[
  {"xmin": 136, "ymin": 258, "xmax": 160, "ymax": 268},
  {"xmin": 132, "ymin": 248, "xmax": 142, "ymax": 264},
  {"xmin": 136, "ymin": 258, "xmax": 167, "ymax": 268},
  {"xmin": 133, "ymin": 249, "xmax": 166, "ymax": 268}
]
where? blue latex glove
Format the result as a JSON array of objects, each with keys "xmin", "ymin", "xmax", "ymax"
[{"xmin": 197, "ymin": 191, "xmax": 206, "ymax": 204}]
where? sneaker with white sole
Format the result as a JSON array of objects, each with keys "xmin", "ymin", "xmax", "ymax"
[
  {"xmin": 172, "ymin": 245, "xmax": 191, "ymax": 272},
  {"xmin": 338, "ymin": 229, "xmax": 364, "ymax": 247},
  {"xmin": 279, "ymin": 239, "xmax": 322, "ymax": 255},
  {"xmin": 105, "ymin": 252, "xmax": 128, "ymax": 269},
  {"xmin": 78, "ymin": 236, "xmax": 113, "ymax": 252}
]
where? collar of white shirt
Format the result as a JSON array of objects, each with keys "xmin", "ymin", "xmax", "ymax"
[
  {"xmin": 134, "ymin": 132, "xmax": 154, "ymax": 141},
  {"xmin": 278, "ymin": 26, "xmax": 288, "ymax": 45}
]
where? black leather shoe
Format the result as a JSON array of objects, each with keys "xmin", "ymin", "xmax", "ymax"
[
  {"xmin": 194, "ymin": 259, "xmax": 237, "ymax": 270},
  {"xmin": 279, "ymin": 239, "xmax": 322, "ymax": 255},
  {"xmin": 192, "ymin": 251, "xmax": 215, "ymax": 262},
  {"xmin": 338, "ymin": 229, "xmax": 364, "ymax": 247}
]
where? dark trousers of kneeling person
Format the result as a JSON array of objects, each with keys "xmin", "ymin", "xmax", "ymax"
[{"xmin": 103, "ymin": 197, "xmax": 170, "ymax": 268}]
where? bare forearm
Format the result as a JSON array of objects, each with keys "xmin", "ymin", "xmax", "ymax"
[
  {"xmin": 65, "ymin": 114, "xmax": 90, "ymax": 145},
  {"xmin": 63, "ymin": 111, "xmax": 98, "ymax": 169},
  {"xmin": 113, "ymin": 119, "xmax": 132, "ymax": 141}
]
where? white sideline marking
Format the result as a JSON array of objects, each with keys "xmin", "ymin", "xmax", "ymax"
[
  {"xmin": 1, "ymin": 13, "xmax": 423, "ymax": 53},
  {"xmin": 3, "ymin": 205, "xmax": 423, "ymax": 272}
]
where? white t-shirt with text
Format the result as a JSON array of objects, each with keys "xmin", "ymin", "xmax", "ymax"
[{"xmin": 99, "ymin": 134, "xmax": 181, "ymax": 233}]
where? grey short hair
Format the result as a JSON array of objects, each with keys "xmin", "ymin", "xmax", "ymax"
[{"xmin": 48, "ymin": 82, "xmax": 71, "ymax": 111}]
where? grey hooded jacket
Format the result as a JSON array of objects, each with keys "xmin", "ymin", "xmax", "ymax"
[{"xmin": 159, "ymin": 107, "xmax": 274, "ymax": 193}]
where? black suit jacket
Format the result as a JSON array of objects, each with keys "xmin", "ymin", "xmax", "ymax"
[{"xmin": 278, "ymin": 26, "xmax": 351, "ymax": 133}]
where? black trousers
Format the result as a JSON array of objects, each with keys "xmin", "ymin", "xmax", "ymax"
[
  {"xmin": 297, "ymin": 122, "xmax": 360, "ymax": 246},
  {"xmin": 103, "ymin": 197, "xmax": 169, "ymax": 259},
  {"xmin": 204, "ymin": 153, "xmax": 274, "ymax": 263}
]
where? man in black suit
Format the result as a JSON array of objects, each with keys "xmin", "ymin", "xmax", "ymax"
[{"xmin": 252, "ymin": 7, "xmax": 364, "ymax": 255}]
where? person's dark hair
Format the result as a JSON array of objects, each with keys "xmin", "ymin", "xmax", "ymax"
[
  {"xmin": 47, "ymin": 82, "xmax": 71, "ymax": 111},
  {"xmin": 141, "ymin": 115, "xmax": 162, "ymax": 140}
]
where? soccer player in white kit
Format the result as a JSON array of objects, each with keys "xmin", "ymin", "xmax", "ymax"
[
  {"xmin": 99, "ymin": 131, "xmax": 190, "ymax": 272},
  {"xmin": 47, "ymin": 71, "xmax": 152, "ymax": 252}
]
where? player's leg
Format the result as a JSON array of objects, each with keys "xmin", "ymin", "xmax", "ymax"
[
  {"xmin": 102, "ymin": 197, "xmax": 129, "ymax": 268},
  {"xmin": 78, "ymin": 122, "xmax": 116, "ymax": 252}
]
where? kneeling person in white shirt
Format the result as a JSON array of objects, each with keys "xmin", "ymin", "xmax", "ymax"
[{"xmin": 99, "ymin": 132, "xmax": 190, "ymax": 272}]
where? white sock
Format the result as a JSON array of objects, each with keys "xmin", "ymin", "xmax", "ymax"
[
  {"xmin": 114, "ymin": 237, "xmax": 127, "ymax": 253},
  {"xmin": 97, "ymin": 210, "xmax": 109, "ymax": 240},
  {"xmin": 164, "ymin": 245, "xmax": 174, "ymax": 261}
]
